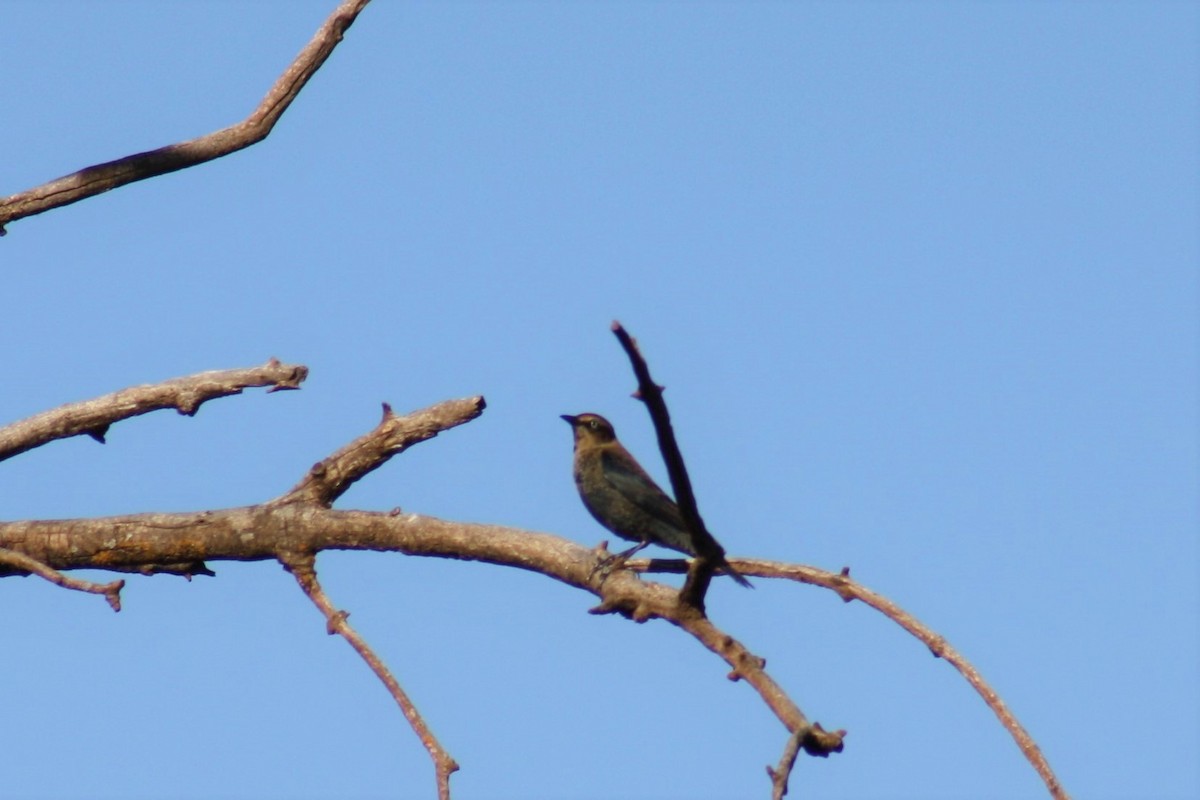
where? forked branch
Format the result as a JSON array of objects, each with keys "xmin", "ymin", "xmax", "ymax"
[{"xmin": 0, "ymin": 341, "xmax": 1068, "ymax": 799}]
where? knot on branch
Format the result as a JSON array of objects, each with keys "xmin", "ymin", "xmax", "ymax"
[
  {"xmin": 588, "ymin": 597, "xmax": 655, "ymax": 623},
  {"xmin": 726, "ymin": 651, "xmax": 767, "ymax": 682},
  {"xmin": 801, "ymin": 723, "xmax": 847, "ymax": 758},
  {"xmin": 326, "ymin": 609, "xmax": 350, "ymax": 635},
  {"xmin": 833, "ymin": 566, "xmax": 855, "ymax": 603},
  {"xmin": 176, "ymin": 390, "xmax": 203, "ymax": 416}
]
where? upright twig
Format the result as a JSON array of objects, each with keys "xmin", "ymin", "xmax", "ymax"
[{"xmin": 609, "ymin": 321, "xmax": 728, "ymax": 609}]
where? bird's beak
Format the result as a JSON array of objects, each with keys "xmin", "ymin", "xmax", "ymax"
[{"xmin": 560, "ymin": 414, "xmax": 578, "ymax": 425}]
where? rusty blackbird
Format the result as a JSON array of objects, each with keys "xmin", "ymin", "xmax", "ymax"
[{"xmin": 562, "ymin": 412, "xmax": 751, "ymax": 587}]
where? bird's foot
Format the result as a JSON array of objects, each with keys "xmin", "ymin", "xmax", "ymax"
[{"xmin": 588, "ymin": 541, "xmax": 649, "ymax": 584}]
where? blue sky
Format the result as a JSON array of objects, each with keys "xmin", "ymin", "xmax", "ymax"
[{"xmin": 1, "ymin": 2, "xmax": 1196, "ymax": 798}]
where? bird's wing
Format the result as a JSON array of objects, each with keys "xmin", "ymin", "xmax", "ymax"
[{"xmin": 599, "ymin": 448, "xmax": 687, "ymax": 530}]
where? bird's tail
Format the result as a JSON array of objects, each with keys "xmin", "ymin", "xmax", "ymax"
[{"xmin": 721, "ymin": 557, "xmax": 753, "ymax": 588}]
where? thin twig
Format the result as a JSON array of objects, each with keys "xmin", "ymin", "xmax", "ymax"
[
  {"xmin": 0, "ymin": 358, "xmax": 307, "ymax": 462},
  {"xmin": 283, "ymin": 552, "xmax": 458, "ymax": 800},
  {"xmin": 0, "ymin": 547, "xmax": 124, "ymax": 611},
  {"xmin": 767, "ymin": 727, "xmax": 805, "ymax": 800},
  {"xmin": 0, "ymin": 0, "xmax": 372, "ymax": 234}
]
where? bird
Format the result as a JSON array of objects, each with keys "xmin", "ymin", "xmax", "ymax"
[{"xmin": 561, "ymin": 412, "xmax": 751, "ymax": 587}]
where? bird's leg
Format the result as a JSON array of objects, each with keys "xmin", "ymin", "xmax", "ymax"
[
  {"xmin": 589, "ymin": 540, "xmax": 650, "ymax": 583},
  {"xmin": 613, "ymin": 540, "xmax": 650, "ymax": 561}
]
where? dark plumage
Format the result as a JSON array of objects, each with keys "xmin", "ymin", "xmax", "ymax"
[{"xmin": 562, "ymin": 412, "xmax": 751, "ymax": 587}]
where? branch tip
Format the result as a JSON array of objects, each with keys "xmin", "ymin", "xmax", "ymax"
[{"xmin": 105, "ymin": 580, "xmax": 126, "ymax": 612}]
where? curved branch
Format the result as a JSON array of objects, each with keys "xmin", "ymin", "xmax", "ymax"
[
  {"xmin": 731, "ymin": 560, "xmax": 1070, "ymax": 800},
  {"xmin": 0, "ymin": 505, "xmax": 841, "ymax": 757},
  {"xmin": 0, "ymin": 489, "xmax": 1075, "ymax": 796},
  {"xmin": 0, "ymin": 358, "xmax": 308, "ymax": 462},
  {"xmin": 0, "ymin": 0, "xmax": 371, "ymax": 235}
]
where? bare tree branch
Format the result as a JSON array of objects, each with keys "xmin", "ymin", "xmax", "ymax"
[
  {"xmin": 729, "ymin": 561, "xmax": 1069, "ymax": 800},
  {"xmin": 0, "ymin": 547, "xmax": 124, "ymax": 611},
  {"xmin": 277, "ymin": 399, "xmax": 485, "ymax": 508},
  {"xmin": 0, "ymin": 503, "xmax": 838, "ymax": 746},
  {"xmin": 284, "ymin": 552, "xmax": 459, "ymax": 800},
  {"xmin": 0, "ymin": 358, "xmax": 308, "ymax": 462},
  {"xmin": 609, "ymin": 321, "xmax": 735, "ymax": 610},
  {"xmin": 0, "ymin": 359, "xmax": 1069, "ymax": 799},
  {"xmin": 0, "ymin": 0, "xmax": 371, "ymax": 235},
  {"xmin": 767, "ymin": 727, "xmax": 805, "ymax": 800}
]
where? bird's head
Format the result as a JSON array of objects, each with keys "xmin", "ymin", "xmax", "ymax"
[{"xmin": 561, "ymin": 412, "xmax": 618, "ymax": 446}]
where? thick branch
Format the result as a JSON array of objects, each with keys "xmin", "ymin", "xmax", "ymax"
[
  {"xmin": 0, "ymin": 0, "xmax": 371, "ymax": 234},
  {"xmin": 2, "ymin": 511, "xmax": 1079, "ymax": 794},
  {"xmin": 0, "ymin": 507, "xmax": 834, "ymax": 751},
  {"xmin": 0, "ymin": 359, "xmax": 308, "ymax": 462}
]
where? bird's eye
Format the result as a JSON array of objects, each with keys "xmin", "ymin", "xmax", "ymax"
[{"xmin": 588, "ymin": 419, "xmax": 600, "ymax": 430}]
